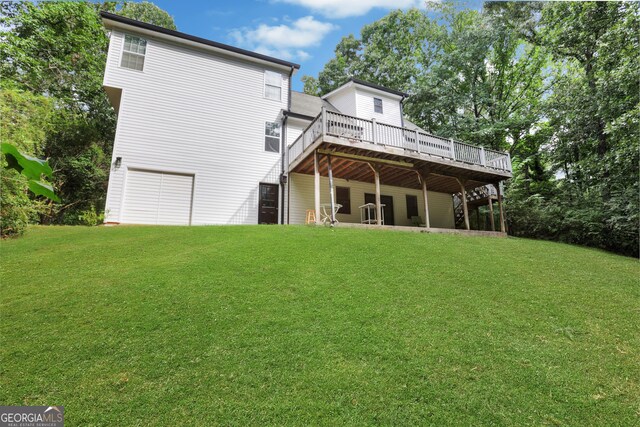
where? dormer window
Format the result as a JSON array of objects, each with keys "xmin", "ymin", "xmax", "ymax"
[
  {"xmin": 264, "ymin": 71, "xmax": 282, "ymax": 101},
  {"xmin": 121, "ymin": 34, "xmax": 147, "ymax": 71},
  {"xmin": 374, "ymin": 97, "xmax": 383, "ymax": 114}
]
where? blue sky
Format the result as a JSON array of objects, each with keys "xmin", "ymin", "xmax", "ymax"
[{"xmin": 151, "ymin": 0, "xmax": 483, "ymax": 91}]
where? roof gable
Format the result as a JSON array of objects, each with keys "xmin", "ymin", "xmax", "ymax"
[{"xmin": 322, "ymin": 78, "xmax": 408, "ymax": 100}]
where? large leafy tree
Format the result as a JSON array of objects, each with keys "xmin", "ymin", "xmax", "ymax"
[
  {"xmin": 118, "ymin": 1, "xmax": 177, "ymax": 29},
  {"xmin": 528, "ymin": 2, "xmax": 640, "ymax": 255}
]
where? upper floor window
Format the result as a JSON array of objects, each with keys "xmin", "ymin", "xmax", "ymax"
[
  {"xmin": 121, "ymin": 34, "xmax": 147, "ymax": 71},
  {"xmin": 374, "ymin": 97, "xmax": 383, "ymax": 114},
  {"xmin": 265, "ymin": 122, "xmax": 280, "ymax": 152},
  {"xmin": 264, "ymin": 71, "xmax": 282, "ymax": 101}
]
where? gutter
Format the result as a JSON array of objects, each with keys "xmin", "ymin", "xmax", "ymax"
[{"xmin": 283, "ymin": 110, "xmax": 316, "ymax": 121}]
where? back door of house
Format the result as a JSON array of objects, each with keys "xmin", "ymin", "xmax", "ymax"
[
  {"xmin": 258, "ymin": 183, "xmax": 279, "ymax": 224},
  {"xmin": 364, "ymin": 193, "xmax": 395, "ymax": 225}
]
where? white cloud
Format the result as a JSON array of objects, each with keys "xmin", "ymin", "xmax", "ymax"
[
  {"xmin": 276, "ymin": 0, "xmax": 424, "ymax": 18},
  {"xmin": 229, "ymin": 16, "xmax": 336, "ymax": 62}
]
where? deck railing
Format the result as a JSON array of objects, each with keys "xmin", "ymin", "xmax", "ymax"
[{"xmin": 287, "ymin": 109, "xmax": 512, "ymax": 173}]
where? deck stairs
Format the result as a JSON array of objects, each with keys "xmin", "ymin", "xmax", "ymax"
[{"xmin": 453, "ymin": 185, "xmax": 497, "ymax": 227}]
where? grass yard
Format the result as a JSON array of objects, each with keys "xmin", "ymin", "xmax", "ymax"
[{"xmin": 1, "ymin": 226, "xmax": 638, "ymax": 426}]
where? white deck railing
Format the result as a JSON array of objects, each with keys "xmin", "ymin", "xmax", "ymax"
[{"xmin": 287, "ymin": 109, "xmax": 512, "ymax": 173}]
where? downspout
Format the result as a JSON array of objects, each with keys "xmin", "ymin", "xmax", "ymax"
[
  {"xmin": 281, "ymin": 114, "xmax": 287, "ymax": 225},
  {"xmin": 399, "ymin": 95, "xmax": 406, "ymax": 128},
  {"xmin": 280, "ymin": 65, "xmax": 295, "ymax": 225}
]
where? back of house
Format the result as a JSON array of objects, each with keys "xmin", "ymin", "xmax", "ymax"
[{"xmin": 100, "ymin": 13, "xmax": 511, "ymax": 230}]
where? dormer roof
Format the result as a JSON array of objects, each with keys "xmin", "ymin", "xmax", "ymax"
[{"xmin": 321, "ymin": 78, "xmax": 408, "ymax": 100}]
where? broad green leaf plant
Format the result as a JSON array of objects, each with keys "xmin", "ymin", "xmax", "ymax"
[{"xmin": 1, "ymin": 143, "xmax": 60, "ymax": 202}]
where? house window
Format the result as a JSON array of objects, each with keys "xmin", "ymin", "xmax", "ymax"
[
  {"xmin": 265, "ymin": 122, "xmax": 280, "ymax": 152},
  {"xmin": 121, "ymin": 34, "xmax": 147, "ymax": 71},
  {"xmin": 336, "ymin": 187, "xmax": 351, "ymax": 214},
  {"xmin": 374, "ymin": 97, "xmax": 383, "ymax": 114},
  {"xmin": 264, "ymin": 71, "xmax": 282, "ymax": 101},
  {"xmin": 406, "ymin": 194, "xmax": 418, "ymax": 219}
]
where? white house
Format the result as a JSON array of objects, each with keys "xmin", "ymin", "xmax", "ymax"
[{"xmin": 100, "ymin": 12, "xmax": 512, "ymax": 232}]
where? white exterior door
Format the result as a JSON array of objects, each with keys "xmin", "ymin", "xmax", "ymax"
[{"xmin": 121, "ymin": 169, "xmax": 193, "ymax": 225}]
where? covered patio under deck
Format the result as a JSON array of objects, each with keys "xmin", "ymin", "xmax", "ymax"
[{"xmin": 287, "ymin": 108, "xmax": 512, "ymax": 233}]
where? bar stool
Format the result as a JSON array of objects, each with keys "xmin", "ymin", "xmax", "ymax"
[{"xmin": 305, "ymin": 209, "xmax": 316, "ymax": 224}]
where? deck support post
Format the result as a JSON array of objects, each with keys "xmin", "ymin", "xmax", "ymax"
[
  {"xmin": 488, "ymin": 188, "xmax": 495, "ymax": 231},
  {"xmin": 371, "ymin": 118, "xmax": 377, "ymax": 144},
  {"xmin": 321, "ymin": 106, "xmax": 327, "ymax": 136},
  {"xmin": 419, "ymin": 172, "xmax": 431, "ymax": 228},
  {"xmin": 496, "ymin": 181, "xmax": 506, "ymax": 233},
  {"xmin": 456, "ymin": 177, "xmax": 470, "ymax": 230},
  {"xmin": 314, "ymin": 150, "xmax": 321, "ymax": 225},
  {"xmin": 373, "ymin": 164, "xmax": 382, "ymax": 226},
  {"xmin": 327, "ymin": 155, "xmax": 336, "ymax": 226}
]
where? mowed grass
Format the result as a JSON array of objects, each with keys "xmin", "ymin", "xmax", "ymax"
[{"xmin": 1, "ymin": 226, "xmax": 638, "ymax": 426}]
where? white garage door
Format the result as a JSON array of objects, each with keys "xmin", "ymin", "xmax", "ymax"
[{"xmin": 121, "ymin": 169, "xmax": 194, "ymax": 225}]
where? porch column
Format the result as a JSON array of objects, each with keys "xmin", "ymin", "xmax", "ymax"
[
  {"xmin": 374, "ymin": 165, "xmax": 382, "ymax": 226},
  {"xmin": 327, "ymin": 155, "xmax": 336, "ymax": 226},
  {"xmin": 487, "ymin": 189, "xmax": 495, "ymax": 231},
  {"xmin": 496, "ymin": 181, "xmax": 506, "ymax": 232},
  {"xmin": 420, "ymin": 172, "xmax": 431, "ymax": 228},
  {"xmin": 456, "ymin": 177, "xmax": 470, "ymax": 230},
  {"xmin": 314, "ymin": 150, "xmax": 321, "ymax": 225}
]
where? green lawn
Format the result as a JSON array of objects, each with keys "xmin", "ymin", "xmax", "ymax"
[{"xmin": 1, "ymin": 226, "xmax": 638, "ymax": 426}]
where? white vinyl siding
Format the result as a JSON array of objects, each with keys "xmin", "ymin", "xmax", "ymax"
[
  {"xmin": 324, "ymin": 85, "xmax": 403, "ymax": 127},
  {"xmin": 285, "ymin": 119, "xmax": 305, "ymax": 147},
  {"xmin": 324, "ymin": 86, "xmax": 357, "ymax": 117},
  {"xmin": 103, "ymin": 30, "xmax": 288, "ymax": 225},
  {"xmin": 264, "ymin": 70, "xmax": 282, "ymax": 101},
  {"xmin": 121, "ymin": 169, "xmax": 193, "ymax": 225},
  {"xmin": 121, "ymin": 34, "xmax": 147, "ymax": 71},
  {"xmin": 355, "ymin": 88, "xmax": 403, "ymax": 127},
  {"xmin": 287, "ymin": 173, "xmax": 455, "ymax": 228}
]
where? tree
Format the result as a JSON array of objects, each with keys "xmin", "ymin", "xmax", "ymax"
[
  {"xmin": 0, "ymin": 89, "xmax": 56, "ymax": 236},
  {"xmin": 118, "ymin": 1, "xmax": 177, "ymax": 29}
]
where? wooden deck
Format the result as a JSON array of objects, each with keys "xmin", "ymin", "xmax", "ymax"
[
  {"xmin": 287, "ymin": 108, "xmax": 509, "ymax": 232},
  {"xmin": 288, "ymin": 109, "xmax": 512, "ymax": 193}
]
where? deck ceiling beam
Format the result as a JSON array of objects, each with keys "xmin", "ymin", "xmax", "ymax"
[{"xmin": 317, "ymin": 149, "xmax": 414, "ymax": 169}]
